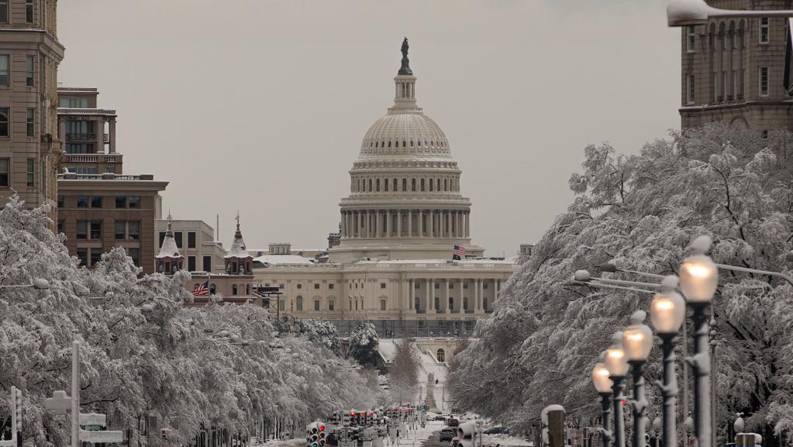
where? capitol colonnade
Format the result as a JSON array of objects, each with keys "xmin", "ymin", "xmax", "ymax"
[
  {"xmin": 340, "ymin": 209, "xmax": 470, "ymax": 239},
  {"xmin": 404, "ymin": 277, "xmax": 502, "ymax": 315}
]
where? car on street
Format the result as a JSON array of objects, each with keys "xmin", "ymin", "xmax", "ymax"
[
  {"xmin": 484, "ymin": 426, "xmax": 510, "ymax": 435},
  {"xmin": 439, "ymin": 428, "xmax": 456, "ymax": 442},
  {"xmin": 446, "ymin": 418, "xmax": 460, "ymax": 427}
]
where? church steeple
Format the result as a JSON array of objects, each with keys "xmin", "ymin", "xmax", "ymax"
[
  {"xmin": 391, "ymin": 37, "xmax": 420, "ymax": 113},
  {"xmin": 155, "ymin": 212, "xmax": 184, "ymax": 274},
  {"xmin": 224, "ymin": 212, "xmax": 253, "ymax": 275}
]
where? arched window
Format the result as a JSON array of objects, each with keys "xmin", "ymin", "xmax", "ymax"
[
  {"xmin": 376, "ymin": 178, "xmax": 380, "ymax": 191},
  {"xmin": 420, "ymin": 178, "xmax": 425, "ymax": 191},
  {"xmin": 296, "ymin": 295, "xmax": 303, "ymax": 311},
  {"xmin": 444, "ymin": 178, "xmax": 448, "ymax": 191},
  {"xmin": 436, "ymin": 178, "xmax": 441, "ymax": 191},
  {"xmin": 384, "ymin": 179, "xmax": 388, "ymax": 191},
  {"xmin": 393, "ymin": 178, "xmax": 397, "ymax": 191},
  {"xmin": 232, "ymin": 284, "xmax": 238, "ymax": 295},
  {"xmin": 410, "ymin": 140, "xmax": 414, "ymax": 147},
  {"xmin": 412, "ymin": 179, "xmax": 416, "ymax": 191},
  {"xmin": 329, "ymin": 299, "xmax": 335, "ymax": 311},
  {"xmin": 403, "ymin": 178, "xmax": 407, "ymax": 191},
  {"xmin": 314, "ymin": 298, "xmax": 320, "ymax": 311},
  {"xmin": 418, "ymin": 140, "xmax": 422, "ymax": 147},
  {"xmin": 388, "ymin": 141, "xmax": 392, "ymax": 148},
  {"xmin": 368, "ymin": 178, "xmax": 372, "ymax": 192},
  {"xmin": 380, "ymin": 299, "xmax": 387, "ymax": 311},
  {"xmin": 402, "ymin": 141, "xmax": 406, "ymax": 147},
  {"xmin": 437, "ymin": 349, "xmax": 446, "ymax": 363},
  {"xmin": 429, "ymin": 179, "xmax": 433, "ymax": 191}
]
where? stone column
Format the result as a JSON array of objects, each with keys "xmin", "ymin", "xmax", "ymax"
[
  {"xmin": 109, "ymin": 118, "xmax": 117, "ymax": 154},
  {"xmin": 95, "ymin": 118, "xmax": 104, "ymax": 154},
  {"xmin": 428, "ymin": 210, "xmax": 433, "ymax": 238},
  {"xmin": 340, "ymin": 211, "xmax": 346, "ymax": 237},
  {"xmin": 465, "ymin": 212, "xmax": 470, "ymax": 237},
  {"xmin": 386, "ymin": 210, "xmax": 392, "ymax": 237},
  {"xmin": 376, "ymin": 211, "xmax": 381, "ymax": 238},
  {"xmin": 445, "ymin": 279, "xmax": 450, "ymax": 314},
  {"xmin": 476, "ymin": 279, "xmax": 484, "ymax": 314},
  {"xmin": 496, "ymin": 279, "xmax": 501, "ymax": 301},
  {"xmin": 428, "ymin": 279, "xmax": 436, "ymax": 314},
  {"xmin": 408, "ymin": 210, "xmax": 413, "ymax": 237},
  {"xmin": 459, "ymin": 279, "xmax": 465, "ymax": 313},
  {"xmin": 397, "ymin": 210, "xmax": 402, "ymax": 237},
  {"xmin": 409, "ymin": 278, "xmax": 415, "ymax": 313}
]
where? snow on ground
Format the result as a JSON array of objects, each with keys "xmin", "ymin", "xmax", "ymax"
[
  {"xmin": 378, "ymin": 339, "xmax": 451, "ymax": 413},
  {"xmin": 393, "ymin": 420, "xmax": 445, "ymax": 447}
]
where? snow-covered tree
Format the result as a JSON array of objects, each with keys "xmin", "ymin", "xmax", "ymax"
[
  {"xmin": 449, "ymin": 125, "xmax": 793, "ymax": 446},
  {"xmin": 0, "ymin": 197, "xmax": 379, "ymax": 445},
  {"xmin": 389, "ymin": 339, "xmax": 418, "ymax": 404},
  {"xmin": 349, "ymin": 322, "xmax": 379, "ymax": 368}
]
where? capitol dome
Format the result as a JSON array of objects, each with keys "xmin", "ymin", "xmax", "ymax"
[{"xmin": 330, "ymin": 38, "xmax": 483, "ymax": 264}]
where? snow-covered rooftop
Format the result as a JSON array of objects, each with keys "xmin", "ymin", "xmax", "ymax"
[
  {"xmin": 156, "ymin": 216, "xmax": 182, "ymax": 259},
  {"xmin": 253, "ymin": 255, "xmax": 316, "ymax": 266}
]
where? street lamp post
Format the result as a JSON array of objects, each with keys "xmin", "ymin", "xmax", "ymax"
[
  {"xmin": 592, "ymin": 362, "xmax": 613, "ymax": 447},
  {"xmin": 667, "ymin": 0, "xmax": 793, "ymax": 26},
  {"xmin": 679, "ymin": 236, "xmax": 719, "ymax": 447},
  {"xmin": 649, "ymin": 277, "xmax": 686, "ymax": 447},
  {"xmin": 604, "ymin": 333, "xmax": 629, "ymax": 447},
  {"xmin": 0, "ymin": 279, "xmax": 50, "ymax": 290},
  {"xmin": 624, "ymin": 311, "xmax": 654, "ymax": 447}
]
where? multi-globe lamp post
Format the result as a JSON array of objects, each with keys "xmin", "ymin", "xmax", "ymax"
[
  {"xmin": 678, "ymin": 236, "xmax": 718, "ymax": 447},
  {"xmin": 591, "ymin": 361, "xmax": 613, "ymax": 447},
  {"xmin": 623, "ymin": 311, "xmax": 654, "ymax": 447},
  {"xmin": 649, "ymin": 276, "xmax": 686, "ymax": 447},
  {"xmin": 604, "ymin": 333, "xmax": 629, "ymax": 447}
]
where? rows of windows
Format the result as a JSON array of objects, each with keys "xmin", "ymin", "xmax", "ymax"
[
  {"xmin": 0, "ymin": 0, "xmax": 35, "ymax": 24},
  {"xmin": 686, "ymin": 65, "xmax": 773, "ymax": 105},
  {"xmin": 352, "ymin": 175, "xmax": 459, "ymax": 193},
  {"xmin": 0, "ymin": 54, "xmax": 36, "ymax": 88},
  {"xmin": 57, "ymin": 195, "xmax": 141, "ymax": 209},
  {"xmin": 0, "ymin": 106, "xmax": 36, "ymax": 138},
  {"xmin": 75, "ymin": 220, "xmax": 141, "ymax": 241},
  {"xmin": 367, "ymin": 138, "xmax": 446, "ymax": 149},
  {"xmin": 59, "ymin": 97, "xmax": 89, "ymax": 108}
]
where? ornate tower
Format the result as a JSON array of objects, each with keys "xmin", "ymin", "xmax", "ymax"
[
  {"xmin": 155, "ymin": 214, "xmax": 183, "ymax": 274},
  {"xmin": 224, "ymin": 214, "xmax": 253, "ymax": 275},
  {"xmin": 330, "ymin": 39, "xmax": 482, "ymax": 263}
]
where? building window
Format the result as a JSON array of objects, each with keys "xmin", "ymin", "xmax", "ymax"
[
  {"xmin": 57, "ymin": 220, "xmax": 64, "ymax": 233},
  {"xmin": 187, "ymin": 232, "xmax": 196, "ymax": 248},
  {"xmin": 128, "ymin": 196, "xmax": 141, "ymax": 208},
  {"xmin": 296, "ymin": 296, "xmax": 303, "ymax": 311},
  {"xmin": 415, "ymin": 281, "xmax": 420, "ymax": 289},
  {"xmin": 314, "ymin": 283, "xmax": 320, "ymax": 289},
  {"xmin": 203, "ymin": 255, "xmax": 212, "ymax": 272},
  {"xmin": 77, "ymin": 196, "xmax": 89, "ymax": 208},
  {"xmin": 380, "ymin": 282, "xmax": 386, "ymax": 289},
  {"xmin": 115, "ymin": 196, "xmax": 127, "ymax": 208},
  {"xmin": 687, "ymin": 26, "xmax": 696, "ymax": 52},
  {"xmin": 26, "ymin": 159, "xmax": 34, "ymax": 187},
  {"xmin": 329, "ymin": 283, "xmax": 334, "ymax": 290},
  {"xmin": 114, "ymin": 221, "xmax": 140, "ymax": 240},
  {"xmin": 174, "ymin": 232, "xmax": 182, "ymax": 248},
  {"xmin": 0, "ymin": 0, "xmax": 7, "ymax": 23},
  {"xmin": 77, "ymin": 220, "xmax": 102, "ymax": 240},
  {"xmin": 76, "ymin": 248, "xmax": 88, "ymax": 266},
  {"xmin": 127, "ymin": 248, "xmax": 140, "ymax": 267},
  {"xmin": 25, "ymin": 0, "xmax": 33, "ymax": 23},
  {"xmin": 412, "ymin": 178, "xmax": 416, "ymax": 191},
  {"xmin": 90, "ymin": 196, "xmax": 103, "ymax": 208},
  {"xmin": 436, "ymin": 349, "xmax": 446, "ymax": 362},
  {"xmin": 760, "ymin": 17, "xmax": 770, "ymax": 44},
  {"xmin": 0, "ymin": 107, "xmax": 8, "ymax": 137},
  {"xmin": 57, "ymin": 195, "xmax": 64, "ymax": 208},
  {"xmin": 26, "ymin": 108, "xmax": 34, "ymax": 137},
  {"xmin": 760, "ymin": 66, "xmax": 769, "ymax": 96},
  {"xmin": 0, "ymin": 55, "xmax": 8, "ymax": 87},
  {"xmin": 687, "ymin": 74, "xmax": 695, "ymax": 105},
  {"xmin": 185, "ymin": 256, "xmax": 195, "ymax": 271},
  {"xmin": 90, "ymin": 250, "xmax": 102, "ymax": 267},
  {"xmin": 328, "ymin": 299, "xmax": 335, "ymax": 311},
  {"xmin": 232, "ymin": 284, "xmax": 238, "ymax": 296},
  {"xmin": 314, "ymin": 299, "xmax": 320, "ymax": 311},
  {"xmin": 25, "ymin": 56, "xmax": 33, "ymax": 87},
  {"xmin": 297, "ymin": 283, "xmax": 302, "ymax": 289},
  {"xmin": 380, "ymin": 299, "xmax": 387, "ymax": 311},
  {"xmin": 90, "ymin": 221, "xmax": 102, "ymax": 239},
  {"xmin": 0, "ymin": 158, "xmax": 8, "ymax": 187}
]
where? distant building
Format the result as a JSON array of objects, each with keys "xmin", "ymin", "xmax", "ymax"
[
  {"xmin": 154, "ymin": 218, "xmax": 225, "ymax": 274},
  {"xmin": 0, "ymin": 0, "xmax": 64, "ymax": 212},
  {"xmin": 57, "ymin": 87, "xmax": 119, "ymax": 174},
  {"xmin": 253, "ymin": 40, "xmax": 516, "ymax": 337},
  {"xmin": 184, "ymin": 216, "xmax": 256, "ymax": 305},
  {"xmin": 57, "ymin": 173, "xmax": 167, "ymax": 272},
  {"xmin": 680, "ymin": 0, "xmax": 793, "ymax": 133},
  {"xmin": 56, "ymin": 87, "xmax": 167, "ymax": 273},
  {"xmin": 519, "ymin": 244, "xmax": 534, "ymax": 263}
]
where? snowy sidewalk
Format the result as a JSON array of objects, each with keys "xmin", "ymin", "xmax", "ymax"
[{"xmin": 390, "ymin": 420, "xmax": 444, "ymax": 447}]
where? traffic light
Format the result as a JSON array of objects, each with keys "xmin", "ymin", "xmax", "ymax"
[
  {"xmin": 306, "ymin": 422, "xmax": 320, "ymax": 447},
  {"xmin": 318, "ymin": 422, "xmax": 326, "ymax": 447}
]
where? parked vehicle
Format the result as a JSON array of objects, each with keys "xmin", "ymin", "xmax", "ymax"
[
  {"xmin": 439, "ymin": 428, "xmax": 456, "ymax": 442},
  {"xmin": 484, "ymin": 426, "xmax": 510, "ymax": 435},
  {"xmin": 446, "ymin": 418, "xmax": 460, "ymax": 427}
]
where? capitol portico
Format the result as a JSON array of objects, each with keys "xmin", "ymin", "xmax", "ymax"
[{"xmin": 252, "ymin": 40, "xmax": 515, "ymax": 337}]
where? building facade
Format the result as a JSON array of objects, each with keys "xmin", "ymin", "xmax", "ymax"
[
  {"xmin": 680, "ymin": 0, "xmax": 793, "ymax": 132},
  {"xmin": 57, "ymin": 87, "xmax": 120, "ymax": 174},
  {"xmin": 0, "ymin": 0, "xmax": 64, "ymax": 211},
  {"xmin": 253, "ymin": 40, "xmax": 516, "ymax": 337},
  {"xmin": 154, "ymin": 219, "xmax": 225, "ymax": 274},
  {"xmin": 57, "ymin": 173, "xmax": 167, "ymax": 272}
]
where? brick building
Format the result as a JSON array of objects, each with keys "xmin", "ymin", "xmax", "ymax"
[{"xmin": 680, "ymin": 0, "xmax": 793, "ymax": 133}]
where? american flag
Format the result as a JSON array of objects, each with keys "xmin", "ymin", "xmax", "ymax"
[
  {"xmin": 193, "ymin": 280, "xmax": 209, "ymax": 297},
  {"xmin": 453, "ymin": 244, "xmax": 465, "ymax": 258}
]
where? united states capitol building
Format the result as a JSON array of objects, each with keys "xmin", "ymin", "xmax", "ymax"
[{"xmin": 250, "ymin": 40, "xmax": 516, "ymax": 337}]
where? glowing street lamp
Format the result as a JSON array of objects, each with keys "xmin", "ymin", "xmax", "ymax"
[
  {"xmin": 604, "ymin": 333, "xmax": 628, "ymax": 447},
  {"xmin": 623, "ymin": 311, "xmax": 653, "ymax": 447},
  {"xmin": 592, "ymin": 362, "xmax": 613, "ymax": 447},
  {"xmin": 649, "ymin": 276, "xmax": 686, "ymax": 447},
  {"xmin": 679, "ymin": 236, "xmax": 717, "ymax": 447}
]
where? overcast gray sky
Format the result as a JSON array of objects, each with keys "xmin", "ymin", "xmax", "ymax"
[{"xmin": 57, "ymin": 1, "xmax": 679, "ymax": 255}]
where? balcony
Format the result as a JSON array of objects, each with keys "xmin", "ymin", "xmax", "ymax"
[{"xmin": 62, "ymin": 153, "xmax": 123, "ymax": 164}]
